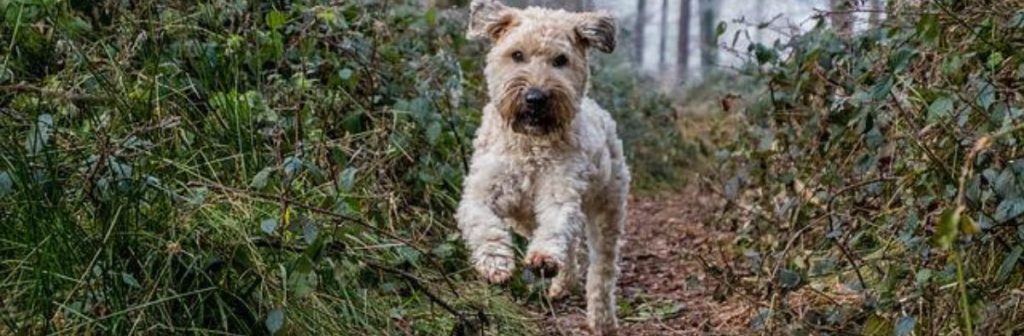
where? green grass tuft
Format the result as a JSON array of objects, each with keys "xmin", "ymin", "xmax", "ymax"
[{"xmin": 0, "ymin": 1, "xmax": 685, "ymax": 334}]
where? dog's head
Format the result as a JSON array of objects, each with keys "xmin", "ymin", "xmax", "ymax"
[{"xmin": 468, "ymin": 0, "xmax": 616, "ymax": 136}]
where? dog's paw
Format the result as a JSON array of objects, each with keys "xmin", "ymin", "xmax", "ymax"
[
  {"xmin": 474, "ymin": 250, "xmax": 515, "ymax": 284},
  {"xmin": 524, "ymin": 250, "xmax": 563, "ymax": 278},
  {"xmin": 587, "ymin": 323, "xmax": 618, "ymax": 336},
  {"xmin": 586, "ymin": 298, "xmax": 619, "ymax": 336}
]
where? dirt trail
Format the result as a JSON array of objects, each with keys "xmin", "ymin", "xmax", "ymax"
[{"xmin": 538, "ymin": 186, "xmax": 752, "ymax": 335}]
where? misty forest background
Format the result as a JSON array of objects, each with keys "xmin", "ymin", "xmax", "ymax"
[{"xmin": 2, "ymin": 0, "xmax": 1024, "ymax": 335}]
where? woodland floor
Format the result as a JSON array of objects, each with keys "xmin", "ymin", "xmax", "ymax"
[{"xmin": 537, "ymin": 185, "xmax": 754, "ymax": 335}]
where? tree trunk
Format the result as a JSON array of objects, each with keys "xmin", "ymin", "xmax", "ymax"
[
  {"xmin": 755, "ymin": 0, "xmax": 765, "ymax": 43},
  {"xmin": 868, "ymin": 0, "xmax": 883, "ymax": 27},
  {"xmin": 419, "ymin": 0, "xmax": 464, "ymax": 8},
  {"xmin": 677, "ymin": 0, "xmax": 691, "ymax": 82},
  {"xmin": 658, "ymin": 0, "xmax": 669, "ymax": 68},
  {"xmin": 635, "ymin": 0, "xmax": 647, "ymax": 65},
  {"xmin": 520, "ymin": 0, "xmax": 585, "ymax": 11},
  {"xmin": 830, "ymin": 0, "xmax": 853, "ymax": 35},
  {"xmin": 508, "ymin": 0, "xmax": 590, "ymax": 11},
  {"xmin": 698, "ymin": 0, "xmax": 718, "ymax": 73}
]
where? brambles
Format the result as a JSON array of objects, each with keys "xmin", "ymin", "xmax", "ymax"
[
  {"xmin": 0, "ymin": 0, "xmax": 688, "ymax": 334},
  {"xmin": 713, "ymin": 1, "xmax": 1024, "ymax": 334},
  {"xmin": 590, "ymin": 54, "xmax": 701, "ymax": 189},
  {"xmin": 0, "ymin": 1, "xmax": 514, "ymax": 334}
]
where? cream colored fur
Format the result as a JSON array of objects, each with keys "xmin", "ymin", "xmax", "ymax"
[{"xmin": 457, "ymin": 1, "xmax": 629, "ymax": 334}]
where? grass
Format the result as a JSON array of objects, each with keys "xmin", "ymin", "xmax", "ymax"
[
  {"xmin": 0, "ymin": 0, "xmax": 690, "ymax": 334},
  {"xmin": 705, "ymin": 1, "xmax": 1024, "ymax": 333},
  {"xmin": 0, "ymin": 1, "xmax": 535, "ymax": 334}
]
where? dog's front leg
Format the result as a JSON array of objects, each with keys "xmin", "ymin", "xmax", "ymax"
[
  {"xmin": 456, "ymin": 163, "xmax": 516, "ymax": 284},
  {"xmin": 525, "ymin": 177, "xmax": 584, "ymax": 281},
  {"xmin": 457, "ymin": 197, "xmax": 515, "ymax": 283}
]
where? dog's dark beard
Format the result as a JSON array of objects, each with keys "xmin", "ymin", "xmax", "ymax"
[
  {"xmin": 496, "ymin": 81, "xmax": 578, "ymax": 136},
  {"xmin": 511, "ymin": 108, "xmax": 561, "ymax": 135}
]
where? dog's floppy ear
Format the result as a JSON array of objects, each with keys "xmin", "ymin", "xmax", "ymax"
[
  {"xmin": 576, "ymin": 12, "xmax": 617, "ymax": 53},
  {"xmin": 467, "ymin": 0, "xmax": 517, "ymax": 42}
]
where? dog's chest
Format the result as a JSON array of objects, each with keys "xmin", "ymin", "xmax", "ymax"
[{"xmin": 486, "ymin": 154, "xmax": 555, "ymax": 219}]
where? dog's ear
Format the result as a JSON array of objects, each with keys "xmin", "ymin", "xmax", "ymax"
[
  {"xmin": 467, "ymin": 0, "xmax": 517, "ymax": 42},
  {"xmin": 576, "ymin": 12, "xmax": 617, "ymax": 53}
]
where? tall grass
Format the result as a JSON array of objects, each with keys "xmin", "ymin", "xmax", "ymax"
[
  {"xmin": 0, "ymin": 1, "xmax": 537, "ymax": 334},
  {"xmin": 710, "ymin": 1, "xmax": 1024, "ymax": 333},
  {"xmin": 0, "ymin": 0, "xmax": 691, "ymax": 334}
]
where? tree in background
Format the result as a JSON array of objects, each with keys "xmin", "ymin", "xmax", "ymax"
[
  {"xmin": 507, "ymin": 0, "xmax": 589, "ymax": 11},
  {"xmin": 698, "ymin": 0, "xmax": 718, "ymax": 73},
  {"xmin": 658, "ymin": 0, "xmax": 669, "ymax": 68},
  {"xmin": 635, "ymin": 0, "xmax": 647, "ymax": 65},
  {"xmin": 868, "ymin": 0, "xmax": 883, "ymax": 27},
  {"xmin": 830, "ymin": 0, "xmax": 853, "ymax": 35},
  {"xmin": 677, "ymin": 0, "xmax": 691, "ymax": 82},
  {"xmin": 419, "ymin": 0, "xmax": 468, "ymax": 8}
]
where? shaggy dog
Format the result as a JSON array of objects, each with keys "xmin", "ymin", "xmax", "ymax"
[{"xmin": 456, "ymin": 1, "xmax": 629, "ymax": 334}]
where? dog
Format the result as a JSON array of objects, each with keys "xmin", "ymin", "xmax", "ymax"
[{"xmin": 456, "ymin": 1, "xmax": 629, "ymax": 334}]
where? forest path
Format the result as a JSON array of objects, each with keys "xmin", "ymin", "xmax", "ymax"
[{"xmin": 537, "ymin": 185, "xmax": 751, "ymax": 335}]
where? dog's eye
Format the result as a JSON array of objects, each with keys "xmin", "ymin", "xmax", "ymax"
[
  {"xmin": 511, "ymin": 51, "xmax": 525, "ymax": 63},
  {"xmin": 552, "ymin": 54, "xmax": 568, "ymax": 67}
]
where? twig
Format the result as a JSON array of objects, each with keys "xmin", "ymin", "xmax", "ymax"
[
  {"xmin": 249, "ymin": 236, "xmax": 479, "ymax": 332},
  {"xmin": 0, "ymin": 83, "xmax": 106, "ymax": 102},
  {"xmin": 823, "ymin": 177, "xmax": 895, "ymax": 295},
  {"xmin": 888, "ymin": 90, "xmax": 957, "ymax": 183},
  {"xmin": 539, "ymin": 282, "xmax": 567, "ymax": 336},
  {"xmin": 431, "ymin": 98, "xmax": 470, "ymax": 174},
  {"xmin": 191, "ymin": 180, "xmax": 463, "ymax": 298},
  {"xmin": 953, "ymin": 250, "xmax": 974, "ymax": 336},
  {"xmin": 833, "ymin": 235, "xmax": 867, "ymax": 293},
  {"xmin": 363, "ymin": 260, "xmax": 467, "ymax": 321},
  {"xmin": 933, "ymin": 2, "xmax": 1001, "ymax": 52},
  {"xmin": 698, "ymin": 175, "xmax": 776, "ymax": 225}
]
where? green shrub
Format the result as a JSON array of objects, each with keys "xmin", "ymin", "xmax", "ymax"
[
  {"xmin": 713, "ymin": 1, "xmax": 1024, "ymax": 334},
  {"xmin": 0, "ymin": 1, "xmax": 533, "ymax": 334},
  {"xmin": 590, "ymin": 53, "xmax": 699, "ymax": 189},
  {"xmin": 0, "ymin": 0, "xmax": 687, "ymax": 334}
]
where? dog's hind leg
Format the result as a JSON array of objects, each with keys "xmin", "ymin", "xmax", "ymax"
[
  {"xmin": 584, "ymin": 199, "xmax": 624, "ymax": 335},
  {"xmin": 546, "ymin": 235, "xmax": 579, "ymax": 298}
]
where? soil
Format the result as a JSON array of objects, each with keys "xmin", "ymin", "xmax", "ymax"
[{"xmin": 537, "ymin": 186, "xmax": 754, "ymax": 335}]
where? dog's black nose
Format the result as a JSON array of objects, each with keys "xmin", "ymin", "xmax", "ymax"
[{"xmin": 524, "ymin": 88, "xmax": 548, "ymax": 107}]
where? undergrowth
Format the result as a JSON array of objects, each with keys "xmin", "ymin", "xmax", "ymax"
[
  {"xmin": 711, "ymin": 0, "xmax": 1024, "ymax": 334},
  {"xmin": 0, "ymin": 0, "xmax": 686, "ymax": 334}
]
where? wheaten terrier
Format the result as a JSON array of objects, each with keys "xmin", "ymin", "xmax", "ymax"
[{"xmin": 456, "ymin": 1, "xmax": 629, "ymax": 334}]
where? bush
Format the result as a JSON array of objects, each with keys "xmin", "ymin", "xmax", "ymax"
[
  {"xmin": 0, "ymin": 0, "xmax": 686, "ymax": 334},
  {"xmin": 0, "ymin": 1, "xmax": 533, "ymax": 334},
  {"xmin": 590, "ymin": 53, "xmax": 700, "ymax": 189},
  {"xmin": 713, "ymin": 1, "xmax": 1024, "ymax": 334}
]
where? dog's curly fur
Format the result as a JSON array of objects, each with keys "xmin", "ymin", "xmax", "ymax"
[{"xmin": 457, "ymin": 1, "xmax": 629, "ymax": 334}]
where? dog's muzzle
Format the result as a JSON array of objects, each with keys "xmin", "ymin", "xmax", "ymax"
[{"xmin": 512, "ymin": 87, "xmax": 557, "ymax": 135}]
